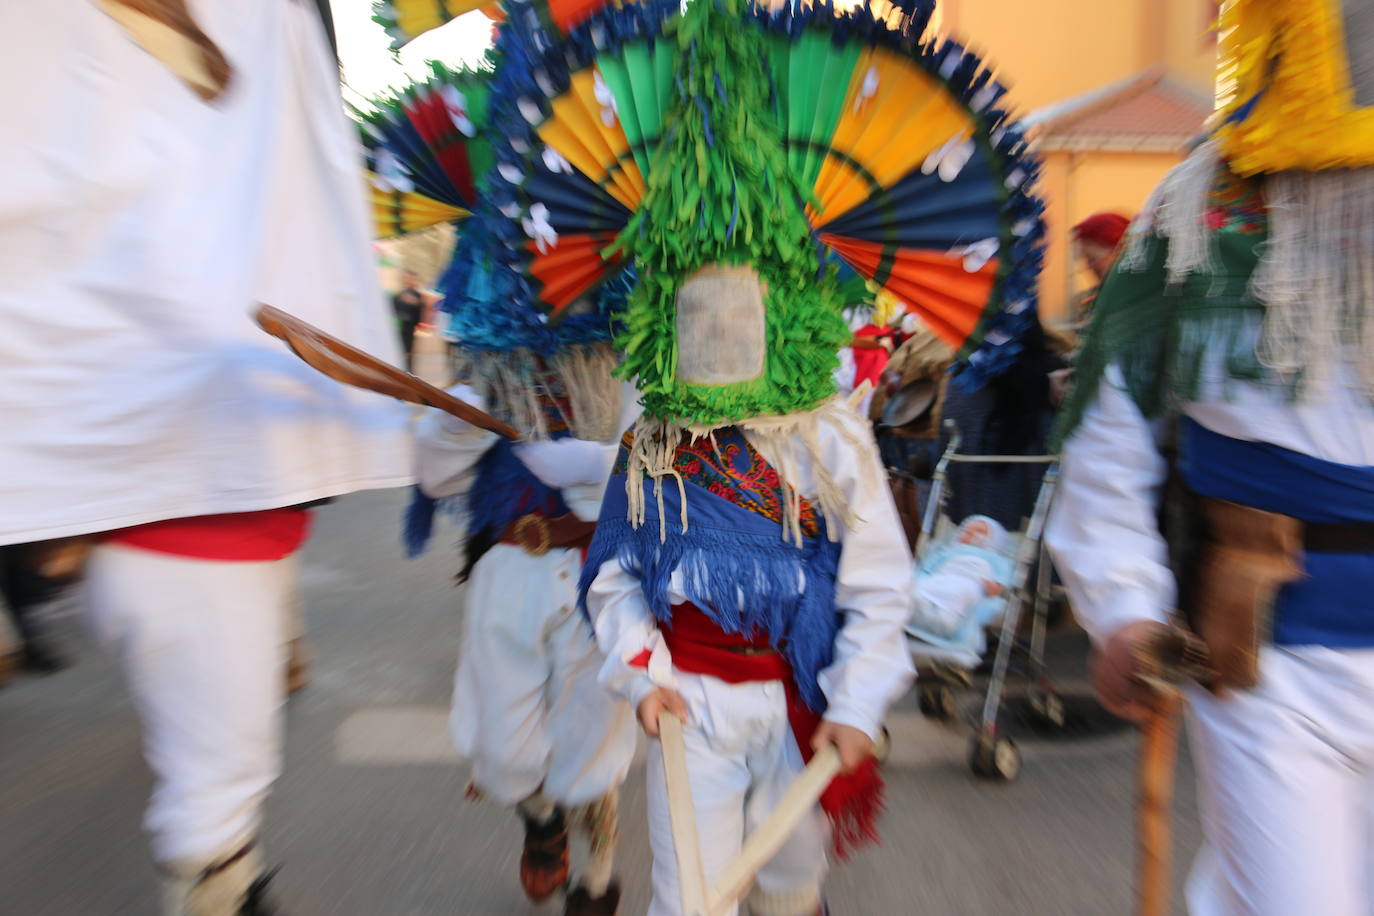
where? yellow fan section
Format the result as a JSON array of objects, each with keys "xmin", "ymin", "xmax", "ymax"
[
  {"xmin": 383, "ymin": 0, "xmax": 493, "ymax": 44},
  {"xmin": 514, "ymin": 42, "xmax": 982, "ymax": 241},
  {"xmin": 368, "ymin": 182, "xmax": 470, "ymax": 239},
  {"xmin": 535, "ymin": 67, "xmax": 647, "ymax": 211},
  {"xmin": 808, "ymin": 46, "xmax": 977, "ymax": 226}
]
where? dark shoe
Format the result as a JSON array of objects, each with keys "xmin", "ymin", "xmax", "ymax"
[
  {"xmin": 520, "ymin": 809, "xmax": 569, "ymax": 902},
  {"xmin": 21, "ymin": 638, "xmax": 67, "ymax": 674},
  {"xmin": 240, "ymin": 869, "xmax": 281, "ymax": 915},
  {"xmin": 564, "ymin": 882, "xmax": 621, "ymax": 916}
]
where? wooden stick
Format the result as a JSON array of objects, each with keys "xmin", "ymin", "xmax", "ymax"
[
  {"xmin": 707, "ymin": 745, "xmax": 841, "ymax": 916},
  {"xmin": 1137, "ymin": 688, "xmax": 1183, "ymax": 916},
  {"xmin": 659, "ymin": 711, "xmax": 709, "ymax": 916},
  {"xmin": 254, "ymin": 304, "xmax": 519, "ymax": 440},
  {"xmin": 658, "ymin": 707, "xmax": 848, "ymax": 916}
]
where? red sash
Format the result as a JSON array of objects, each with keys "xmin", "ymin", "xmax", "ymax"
[{"xmin": 659, "ymin": 602, "xmax": 884, "ymax": 859}]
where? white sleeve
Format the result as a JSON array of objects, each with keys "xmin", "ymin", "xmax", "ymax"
[
  {"xmin": 586, "ymin": 558, "xmax": 670, "ymax": 711},
  {"xmin": 413, "ymin": 386, "xmax": 499, "ymax": 499},
  {"xmin": 814, "ymin": 406, "xmax": 917, "ymax": 741},
  {"xmin": 1045, "ymin": 367, "xmax": 1174, "ymax": 648},
  {"xmin": 514, "ymin": 437, "xmax": 620, "ymax": 491}
]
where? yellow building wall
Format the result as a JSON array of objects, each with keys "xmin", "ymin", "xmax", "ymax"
[
  {"xmin": 933, "ymin": 0, "xmax": 1218, "ymax": 325},
  {"xmin": 1038, "ymin": 150, "xmax": 1183, "ymax": 322},
  {"xmin": 1165, "ymin": 0, "xmax": 1220, "ymax": 96},
  {"xmin": 938, "ymin": 0, "xmax": 1147, "ymax": 113}
]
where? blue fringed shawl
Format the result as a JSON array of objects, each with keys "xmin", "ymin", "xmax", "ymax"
[{"xmin": 578, "ymin": 430, "xmax": 842, "ymax": 711}]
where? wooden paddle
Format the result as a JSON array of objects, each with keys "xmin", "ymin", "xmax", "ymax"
[
  {"xmin": 254, "ymin": 304, "xmax": 519, "ymax": 440},
  {"xmin": 658, "ymin": 709, "xmax": 853, "ymax": 916}
]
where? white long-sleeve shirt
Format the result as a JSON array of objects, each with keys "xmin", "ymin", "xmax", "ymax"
[
  {"xmin": 585, "ymin": 402, "xmax": 915, "ymax": 741},
  {"xmin": 1047, "ymin": 360, "xmax": 1374, "ymax": 648},
  {"xmin": 414, "ymin": 384, "xmax": 639, "ymax": 522}
]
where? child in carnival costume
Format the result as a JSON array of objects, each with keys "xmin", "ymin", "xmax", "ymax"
[
  {"xmin": 409, "ymin": 209, "xmax": 639, "ymax": 916},
  {"xmin": 1049, "ymin": 1, "xmax": 1374, "ymax": 911},
  {"xmin": 484, "ymin": 0, "xmax": 1044, "ymax": 905},
  {"xmin": 367, "ymin": 9, "xmax": 639, "ymax": 910},
  {"xmin": 477, "ymin": 0, "xmax": 1046, "ymax": 909},
  {"xmin": 402, "ymin": 172, "xmax": 639, "ymax": 916}
]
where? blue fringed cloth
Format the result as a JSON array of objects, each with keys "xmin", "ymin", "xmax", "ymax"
[{"xmin": 578, "ymin": 426, "xmax": 842, "ymax": 712}]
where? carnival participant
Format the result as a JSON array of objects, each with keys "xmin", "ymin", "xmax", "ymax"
[
  {"xmin": 0, "ymin": 2, "xmax": 412, "ymax": 912},
  {"xmin": 483, "ymin": 0, "xmax": 1044, "ymax": 907},
  {"xmin": 1048, "ymin": 2, "xmax": 1374, "ymax": 912},
  {"xmin": 572, "ymin": 4, "xmax": 918, "ymax": 912},
  {"xmin": 406, "ymin": 221, "xmax": 638, "ymax": 916}
]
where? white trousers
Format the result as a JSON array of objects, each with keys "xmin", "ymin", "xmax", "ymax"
[
  {"xmin": 1185, "ymin": 645, "xmax": 1374, "ymax": 916},
  {"xmin": 645, "ymin": 673, "xmax": 827, "ymax": 916},
  {"xmin": 84, "ymin": 543, "xmax": 292, "ymax": 866},
  {"xmin": 450, "ymin": 544, "xmax": 636, "ymax": 807}
]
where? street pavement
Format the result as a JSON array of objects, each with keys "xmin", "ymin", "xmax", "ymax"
[{"xmin": 0, "ymin": 344, "xmax": 1203, "ymax": 914}]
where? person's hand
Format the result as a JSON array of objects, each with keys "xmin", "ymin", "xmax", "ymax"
[
  {"xmin": 1048, "ymin": 368, "xmax": 1074, "ymax": 407},
  {"xmin": 1090, "ymin": 620, "xmax": 1171, "ymax": 722},
  {"xmin": 812, "ymin": 720, "xmax": 876, "ymax": 774},
  {"xmin": 984, "ymin": 580, "xmax": 1003, "ymax": 597},
  {"xmin": 637, "ymin": 687, "xmax": 688, "ymax": 738}
]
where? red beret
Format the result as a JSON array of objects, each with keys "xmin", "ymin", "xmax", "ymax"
[{"xmin": 1073, "ymin": 212, "xmax": 1132, "ymax": 249}]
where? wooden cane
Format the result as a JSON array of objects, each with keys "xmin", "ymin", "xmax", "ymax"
[
  {"xmin": 1137, "ymin": 687, "xmax": 1183, "ymax": 916},
  {"xmin": 658, "ymin": 709, "xmax": 846, "ymax": 916},
  {"xmin": 1133, "ymin": 628, "xmax": 1210, "ymax": 916},
  {"xmin": 254, "ymin": 304, "xmax": 519, "ymax": 440}
]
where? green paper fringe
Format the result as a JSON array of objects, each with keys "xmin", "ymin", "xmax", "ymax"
[{"xmin": 607, "ymin": 0, "xmax": 850, "ymax": 427}]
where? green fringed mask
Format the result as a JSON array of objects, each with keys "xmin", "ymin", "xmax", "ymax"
[{"xmin": 607, "ymin": 0, "xmax": 850, "ymax": 427}]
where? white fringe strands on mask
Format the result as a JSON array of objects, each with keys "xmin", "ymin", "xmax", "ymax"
[
  {"xmin": 459, "ymin": 345, "xmax": 623, "ymax": 441},
  {"xmin": 1117, "ymin": 140, "xmax": 1374, "ymax": 398},
  {"xmin": 624, "ymin": 398, "xmax": 875, "ymax": 547},
  {"xmin": 1253, "ymin": 169, "xmax": 1374, "ymax": 397},
  {"xmin": 549, "ymin": 342, "xmax": 624, "ymax": 441},
  {"xmin": 1120, "ymin": 139, "xmax": 1223, "ymax": 283}
]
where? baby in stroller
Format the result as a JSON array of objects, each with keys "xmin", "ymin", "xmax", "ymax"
[{"xmin": 908, "ymin": 515, "xmax": 1015, "ymax": 661}]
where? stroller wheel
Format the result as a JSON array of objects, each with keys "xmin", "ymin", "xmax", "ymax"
[
  {"xmin": 969, "ymin": 733, "xmax": 1021, "ymax": 782},
  {"xmin": 918, "ymin": 684, "xmax": 956, "ymax": 721}
]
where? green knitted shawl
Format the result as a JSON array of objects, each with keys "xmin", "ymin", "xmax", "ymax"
[{"xmin": 1054, "ymin": 167, "xmax": 1274, "ymax": 446}]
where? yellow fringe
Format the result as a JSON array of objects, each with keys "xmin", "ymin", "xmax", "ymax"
[{"xmin": 1215, "ymin": 0, "xmax": 1374, "ymax": 174}]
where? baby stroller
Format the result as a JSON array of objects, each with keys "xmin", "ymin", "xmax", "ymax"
[{"xmin": 902, "ymin": 421, "xmax": 1061, "ymax": 782}]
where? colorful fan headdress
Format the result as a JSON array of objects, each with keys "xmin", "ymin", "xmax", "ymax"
[
  {"xmin": 357, "ymin": 60, "xmax": 497, "ymax": 237},
  {"xmin": 484, "ymin": 0, "xmax": 1044, "ymax": 428}
]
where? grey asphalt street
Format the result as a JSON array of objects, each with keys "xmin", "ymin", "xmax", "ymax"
[{"xmin": 0, "ymin": 486, "xmax": 1201, "ymax": 915}]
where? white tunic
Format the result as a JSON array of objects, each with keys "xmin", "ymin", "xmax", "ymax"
[
  {"xmin": 0, "ymin": 0, "xmax": 412, "ymax": 545},
  {"xmin": 586, "ymin": 402, "xmax": 916, "ymax": 743},
  {"xmin": 416, "ymin": 387, "xmax": 640, "ymax": 806}
]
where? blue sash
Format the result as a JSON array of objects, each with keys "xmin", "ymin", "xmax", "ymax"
[{"xmin": 1180, "ymin": 417, "xmax": 1374, "ymax": 647}]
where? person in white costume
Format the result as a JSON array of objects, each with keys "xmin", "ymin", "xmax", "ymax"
[
  {"xmin": 0, "ymin": 1, "xmax": 411, "ymax": 912},
  {"xmin": 1048, "ymin": 4, "xmax": 1374, "ymax": 912},
  {"xmin": 413, "ymin": 379, "xmax": 638, "ymax": 916},
  {"xmin": 584, "ymin": 400, "xmax": 915, "ymax": 916}
]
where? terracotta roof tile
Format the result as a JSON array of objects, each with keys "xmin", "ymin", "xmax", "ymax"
[{"xmin": 1027, "ymin": 70, "xmax": 1213, "ymax": 151}]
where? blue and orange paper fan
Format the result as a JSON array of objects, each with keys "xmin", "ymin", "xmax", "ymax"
[{"xmin": 482, "ymin": 0, "xmax": 1045, "ymax": 384}]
